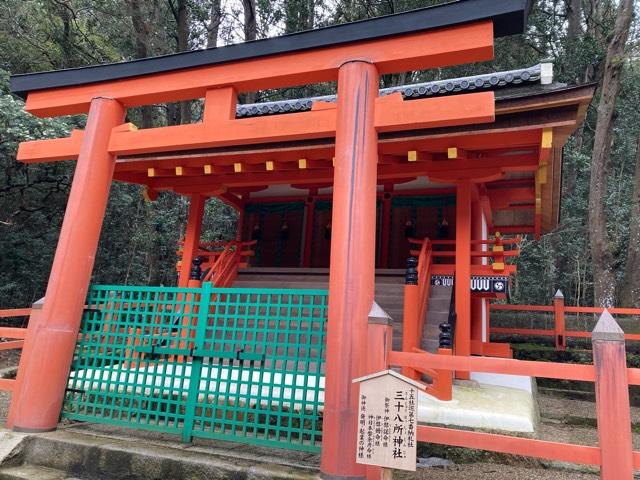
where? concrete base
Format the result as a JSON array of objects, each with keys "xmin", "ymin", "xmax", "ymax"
[
  {"xmin": 470, "ymin": 372, "xmax": 535, "ymax": 394},
  {"xmin": 69, "ymin": 364, "xmax": 538, "ymax": 436},
  {"xmin": 418, "ymin": 380, "xmax": 538, "ymax": 433},
  {"xmin": 0, "ymin": 425, "xmax": 321, "ymax": 480}
]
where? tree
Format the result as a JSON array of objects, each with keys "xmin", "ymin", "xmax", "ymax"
[
  {"xmin": 242, "ymin": 0, "xmax": 257, "ymax": 41},
  {"xmin": 126, "ymin": 0, "xmax": 155, "ymax": 128},
  {"xmin": 207, "ymin": 0, "xmax": 222, "ymax": 47},
  {"xmin": 587, "ymin": 0, "xmax": 635, "ymax": 307},
  {"xmin": 241, "ymin": 0, "xmax": 258, "ymax": 103},
  {"xmin": 169, "ymin": 0, "xmax": 193, "ymax": 124},
  {"xmin": 621, "ymin": 133, "xmax": 640, "ymax": 307}
]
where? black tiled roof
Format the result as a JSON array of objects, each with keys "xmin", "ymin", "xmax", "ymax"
[
  {"xmin": 11, "ymin": 0, "xmax": 530, "ymax": 98},
  {"xmin": 236, "ymin": 64, "xmax": 543, "ymax": 118}
]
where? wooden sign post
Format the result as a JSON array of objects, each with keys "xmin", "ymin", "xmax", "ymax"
[{"xmin": 353, "ymin": 370, "xmax": 421, "ymax": 472}]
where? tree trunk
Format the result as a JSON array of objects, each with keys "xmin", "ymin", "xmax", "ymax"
[
  {"xmin": 621, "ymin": 134, "xmax": 640, "ymax": 307},
  {"xmin": 176, "ymin": 0, "xmax": 192, "ymax": 124},
  {"xmin": 206, "ymin": 0, "xmax": 222, "ymax": 48},
  {"xmin": 566, "ymin": 0, "xmax": 581, "ymax": 40},
  {"xmin": 241, "ymin": 0, "xmax": 257, "ymax": 103},
  {"xmin": 561, "ymin": 0, "xmax": 583, "ymax": 198},
  {"xmin": 242, "ymin": 0, "xmax": 256, "ymax": 41},
  {"xmin": 588, "ymin": 0, "xmax": 634, "ymax": 307},
  {"xmin": 126, "ymin": 0, "xmax": 154, "ymax": 128}
]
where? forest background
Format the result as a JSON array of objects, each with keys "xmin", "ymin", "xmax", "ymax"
[{"xmin": 1, "ymin": 0, "xmax": 639, "ymax": 309}]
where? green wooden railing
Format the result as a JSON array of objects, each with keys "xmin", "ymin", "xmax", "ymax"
[{"xmin": 62, "ymin": 284, "xmax": 328, "ymax": 452}]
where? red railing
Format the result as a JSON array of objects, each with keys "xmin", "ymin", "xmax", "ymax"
[
  {"xmin": 402, "ymin": 238, "xmax": 453, "ymax": 400},
  {"xmin": 200, "ymin": 240, "xmax": 256, "ymax": 287},
  {"xmin": 410, "ymin": 235, "xmax": 521, "ymax": 273},
  {"xmin": 0, "ymin": 308, "xmax": 31, "ymax": 393},
  {"xmin": 408, "ymin": 237, "xmax": 433, "ymax": 338},
  {"xmin": 378, "ymin": 309, "xmax": 637, "ymax": 478},
  {"xmin": 488, "ymin": 293, "xmax": 640, "ymax": 350}
]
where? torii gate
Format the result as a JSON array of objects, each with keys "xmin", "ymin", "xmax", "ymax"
[{"xmin": 8, "ymin": 1, "xmax": 530, "ymax": 477}]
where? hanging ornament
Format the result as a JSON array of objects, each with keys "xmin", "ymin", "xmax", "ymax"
[
  {"xmin": 438, "ymin": 217, "xmax": 449, "ymax": 239},
  {"xmin": 404, "ymin": 219, "xmax": 416, "ymax": 238},
  {"xmin": 280, "ymin": 221, "xmax": 290, "ymax": 241},
  {"xmin": 251, "ymin": 224, "xmax": 262, "ymax": 241}
]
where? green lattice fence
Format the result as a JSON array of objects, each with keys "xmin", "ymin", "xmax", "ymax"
[{"xmin": 62, "ymin": 284, "xmax": 328, "ymax": 452}]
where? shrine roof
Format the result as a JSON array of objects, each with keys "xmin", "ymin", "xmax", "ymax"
[
  {"xmin": 236, "ymin": 63, "xmax": 550, "ymax": 118},
  {"xmin": 10, "ymin": 0, "xmax": 529, "ymax": 98}
]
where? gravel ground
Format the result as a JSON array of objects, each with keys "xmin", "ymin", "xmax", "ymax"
[
  {"xmin": 396, "ymin": 463, "xmax": 599, "ymax": 479},
  {"xmin": 0, "ymin": 348, "xmax": 19, "ymax": 427},
  {"xmin": 0, "ymin": 391, "xmax": 9, "ymax": 425},
  {"xmin": 538, "ymin": 393, "xmax": 640, "ymax": 423}
]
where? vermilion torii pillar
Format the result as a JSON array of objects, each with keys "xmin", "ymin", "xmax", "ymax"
[
  {"xmin": 12, "ymin": 97, "xmax": 125, "ymax": 431},
  {"xmin": 321, "ymin": 60, "xmax": 378, "ymax": 479}
]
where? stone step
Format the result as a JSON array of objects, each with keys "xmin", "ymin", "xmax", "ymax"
[
  {"xmin": 430, "ymin": 286, "xmax": 453, "ymax": 299},
  {"xmin": 235, "ymin": 274, "xmax": 404, "ymax": 286},
  {"xmin": 427, "ymin": 298, "xmax": 450, "ymax": 311},
  {"xmin": 10, "ymin": 428, "xmax": 320, "ymax": 480},
  {"xmin": 0, "ymin": 465, "xmax": 73, "ymax": 480},
  {"xmin": 422, "ymin": 339, "xmax": 440, "ymax": 353},
  {"xmin": 233, "ymin": 279, "xmax": 404, "ymax": 292}
]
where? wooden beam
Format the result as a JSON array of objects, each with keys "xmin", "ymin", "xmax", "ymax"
[
  {"xmin": 17, "ymin": 129, "xmax": 83, "ymax": 163},
  {"xmin": 375, "ymin": 91, "xmax": 494, "ymax": 132},
  {"xmin": 19, "ymin": 91, "xmax": 494, "ymax": 162},
  {"xmin": 24, "ymin": 21, "xmax": 494, "ymax": 117},
  {"xmin": 487, "ymin": 187, "xmax": 535, "ymax": 210},
  {"xmin": 425, "ymin": 154, "xmax": 538, "ymax": 175},
  {"xmin": 121, "ymin": 154, "xmax": 537, "ymax": 193}
]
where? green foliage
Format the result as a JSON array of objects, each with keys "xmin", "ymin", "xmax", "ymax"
[{"xmin": 0, "ymin": 69, "xmax": 77, "ymax": 307}]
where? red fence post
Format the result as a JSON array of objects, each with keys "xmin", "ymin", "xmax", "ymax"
[
  {"xmin": 592, "ymin": 310, "xmax": 633, "ymax": 480},
  {"xmin": 553, "ymin": 289, "xmax": 566, "ymax": 351}
]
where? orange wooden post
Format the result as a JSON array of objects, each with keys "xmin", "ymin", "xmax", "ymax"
[
  {"xmin": 367, "ymin": 302, "xmax": 393, "ymax": 374},
  {"xmin": 302, "ymin": 197, "xmax": 315, "ymax": 268},
  {"xmin": 402, "ymin": 257, "xmax": 420, "ymax": 380},
  {"xmin": 592, "ymin": 310, "xmax": 634, "ymax": 480},
  {"xmin": 11, "ymin": 97, "xmax": 125, "ymax": 432},
  {"xmin": 491, "ymin": 231, "xmax": 505, "ymax": 271},
  {"xmin": 321, "ymin": 59, "xmax": 378, "ymax": 479},
  {"xmin": 178, "ymin": 194, "xmax": 206, "ymax": 287},
  {"xmin": 378, "ymin": 191, "xmax": 392, "ymax": 268},
  {"xmin": 470, "ymin": 189, "xmax": 484, "ymax": 344},
  {"xmin": 553, "ymin": 289, "xmax": 566, "ymax": 351},
  {"xmin": 365, "ymin": 302, "xmax": 393, "ymax": 480},
  {"xmin": 433, "ymin": 323, "xmax": 454, "ymax": 401},
  {"xmin": 455, "ymin": 180, "xmax": 472, "ymax": 379}
]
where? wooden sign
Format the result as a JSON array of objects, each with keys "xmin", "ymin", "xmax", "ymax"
[{"xmin": 353, "ymin": 370, "xmax": 421, "ymax": 471}]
